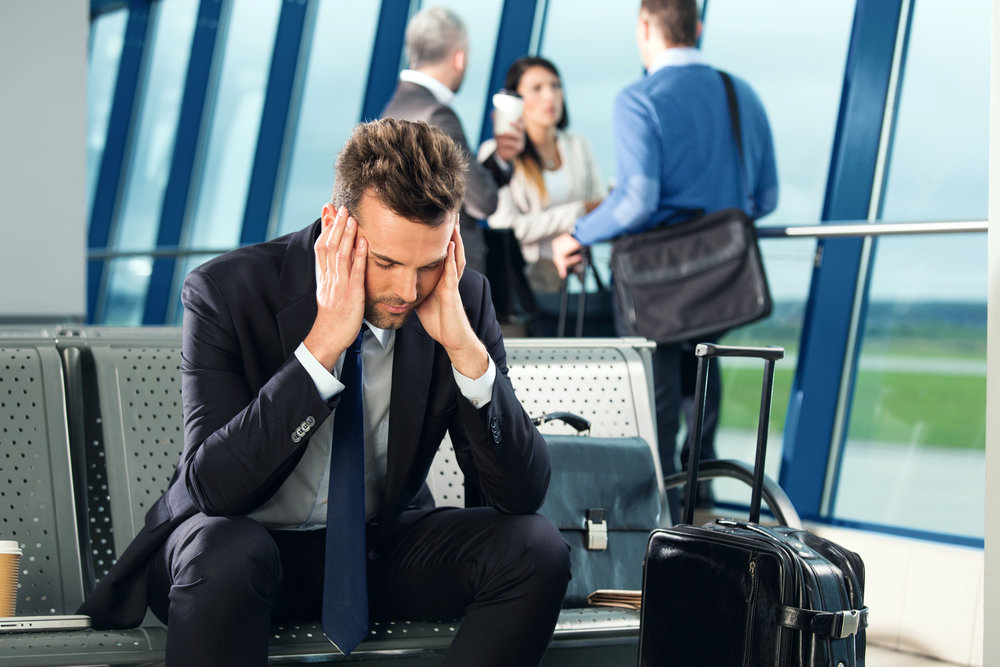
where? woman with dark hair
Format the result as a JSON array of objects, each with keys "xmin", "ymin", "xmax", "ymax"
[{"xmin": 478, "ymin": 56, "xmax": 605, "ymax": 295}]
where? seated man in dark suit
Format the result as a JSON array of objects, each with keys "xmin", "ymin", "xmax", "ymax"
[{"xmin": 79, "ymin": 119, "xmax": 570, "ymax": 667}]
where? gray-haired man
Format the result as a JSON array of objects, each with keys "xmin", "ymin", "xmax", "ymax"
[{"xmin": 381, "ymin": 6, "xmax": 525, "ymax": 274}]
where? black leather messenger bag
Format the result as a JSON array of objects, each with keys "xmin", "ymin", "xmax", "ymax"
[{"xmin": 610, "ymin": 71, "xmax": 772, "ymax": 344}]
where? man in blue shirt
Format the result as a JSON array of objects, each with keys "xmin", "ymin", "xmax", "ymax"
[{"xmin": 552, "ymin": 0, "xmax": 778, "ymax": 518}]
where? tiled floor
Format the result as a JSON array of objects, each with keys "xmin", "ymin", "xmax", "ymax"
[{"xmin": 869, "ymin": 644, "xmax": 957, "ymax": 665}]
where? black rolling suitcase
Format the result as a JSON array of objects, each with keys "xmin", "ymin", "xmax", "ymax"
[{"xmin": 639, "ymin": 343, "xmax": 869, "ymax": 666}]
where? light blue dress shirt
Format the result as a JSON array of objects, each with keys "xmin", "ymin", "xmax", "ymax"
[{"xmin": 572, "ymin": 47, "xmax": 778, "ymax": 246}]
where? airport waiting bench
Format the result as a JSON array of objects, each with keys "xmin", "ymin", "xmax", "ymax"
[{"xmin": 0, "ymin": 327, "xmax": 662, "ymax": 666}]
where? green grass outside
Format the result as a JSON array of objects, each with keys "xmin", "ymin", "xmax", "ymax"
[{"xmin": 718, "ymin": 366, "xmax": 986, "ymax": 451}]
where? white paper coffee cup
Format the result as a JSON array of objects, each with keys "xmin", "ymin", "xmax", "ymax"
[
  {"xmin": 492, "ymin": 91, "xmax": 523, "ymax": 136},
  {"xmin": 0, "ymin": 541, "xmax": 21, "ymax": 617}
]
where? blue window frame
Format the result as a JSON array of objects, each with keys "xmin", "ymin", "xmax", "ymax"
[{"xmin": 82, "ymin": 0, "xmax": 990, "ymax": 545}]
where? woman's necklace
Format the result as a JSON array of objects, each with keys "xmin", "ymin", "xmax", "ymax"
[
  {"xmin": 539, "ymin": 144, "xmax": 558, "ymax": 170},
  {"xmin": 531, "ymin": 130, "xmax": 559, "ymax": 170}
]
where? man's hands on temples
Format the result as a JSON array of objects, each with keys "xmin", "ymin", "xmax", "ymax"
[
  {"xmin": 304, "ymin": 206, "xmax": 367, "ymax": 371},
  {"xmin": 305, "ymin": 202, "xmax": 489, "ymax": 382},
  {"xmin": 415, "ymin": 222, "xmax": 489, "ymax": 381}
]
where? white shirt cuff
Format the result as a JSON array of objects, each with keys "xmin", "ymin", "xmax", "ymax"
[
  {"xmin": 295, "ymin": 342, "xmax": 344, "ymax": 401},
  {"xmin": 452, "ymin": 356, "xmax": 496, "ymax": 409}
]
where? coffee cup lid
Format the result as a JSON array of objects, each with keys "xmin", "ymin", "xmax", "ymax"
[{"xmin": 0, "ymin": 541, "xmax": 20, "ymax": 552}]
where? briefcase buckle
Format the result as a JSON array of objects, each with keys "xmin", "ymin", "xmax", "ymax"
[
  {"xmin": 586, "ymin": 508, "xmax": 608, "ymax": 551},
  {"xmin": 835, "ymin": 609, "xmax": 861, "ymax": 638}
]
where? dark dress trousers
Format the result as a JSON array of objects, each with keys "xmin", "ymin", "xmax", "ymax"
[
  {"xmin": 78, "ymin": 220, "xmax": 569, "ymax": 666},
  {"xmin": 381, "ymin": 81, "xmax": 510, "ymax": 275}
]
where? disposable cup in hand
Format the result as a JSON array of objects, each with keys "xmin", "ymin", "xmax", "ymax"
[
  {"xmin": 492, "ymin": 91, "xmax": 523, "ymax": 136},
  {"xmin": 0, "ymin": 541, "xmax": 21, "ymax": 617}
]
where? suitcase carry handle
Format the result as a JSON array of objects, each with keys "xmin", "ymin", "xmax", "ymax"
[
  {"xmin": 682, "ymin": 343, "xmax": 784, "ymax": 525},
  {"xmin": 557, "ymin": 250, "xmax": 603, "ymax": 337},
  {"xmin": 664, "ymin": 459, "xmax": 801, "ymax": 528},
  {"xmin": 694, "ymin": 341, "xmax": 784, "ymax": 361}
]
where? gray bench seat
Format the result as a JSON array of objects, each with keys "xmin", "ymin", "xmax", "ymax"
[{"xmin": 0, "ymin": 329, "xmax": 658, "ymax": 666}]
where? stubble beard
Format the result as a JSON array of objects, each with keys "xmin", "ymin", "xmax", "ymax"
[{"xmin": 364, "ymin": 295, "xmax": 421, "ymax": 330}]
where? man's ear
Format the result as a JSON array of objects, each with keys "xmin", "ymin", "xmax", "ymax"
[
  {"xmin": 321, "ymin": 202, "xmax": 337, "ymax": 227},
  {"xmin": 637, "ymin": 10, "xmax": 651, "ymax": 41},
  {"xmin": 453, "ymin": 48, "xmax": 466, "ymax": 74}
]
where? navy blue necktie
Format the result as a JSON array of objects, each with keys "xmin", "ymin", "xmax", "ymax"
[{"xmin": 322, "ymin": 329, "xmax": 368, "ymax": 654}]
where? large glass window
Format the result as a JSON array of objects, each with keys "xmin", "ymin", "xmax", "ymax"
[
  {"xmin": 432, "ymin": 0, "xmax": 505, "ymax": 148},
  {"xmin": 879, "ymin": 2, "xmax": 990, "ymax": 223},
  {"xmin": 696, "ymin": 1, "xmax": 852, "ymax": 507},
  {"xmin": 539, "ymin": 0, "xmax": 642, "ymax": 183},
  {"xmin": 837, "ymin": 234, "xmax": 986, "ymax": 537},
  {"xmin": 102, "ymin": 0, "xmax": 199, "ymax": 325},
  {"xmin": 185, "ymin": 0, "xmax": 282, "ymax": 249},
  {"xmin": 274, "ymin": 3, "xmax": 381, "ymax": 238},
  {"xmin": 535, "ymin": 3, "xmax": 855, "ymax": 506},
  {"xmin": 700, "ymin": 1, "xmax": 854, "ymax": 227},
  {"xmin": 714, "ymin": 238, "xmax": 817, "ymax": 496},
  {"xmin": 835, "ymin": 0, "xmax": 989, "ymax": 539},
  {"xmin": 86, "ymin": 7, "xmax": 128, "ymax": 216},
  {"xmin": 538, "ymin": 0, "xmax": 655, "ymax": 288}
]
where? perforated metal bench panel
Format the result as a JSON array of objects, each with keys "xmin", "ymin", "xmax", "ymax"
[
  {"xmin": 506, "ymin": 338, "xmax": 657, "ymax": 442},
  {"xmin": 426, "ymin": 337, "xmax": 661, "ymax": 508},
  {"xmin": 86, "ymin": 336, "xmax": 660, "ymax": 531},
  {"xmin": 0, "ymin": 626, "xmax": 167, "ymax": 666},
  {"xmin": 0, "ymin": 608, "xmax": 637, "ymax": 666},
  {"xmin": 0, "ymin": 343, "xmax": 85, "ymax": 615},
  {"xmin": 88, "ymin": 344, "xmax": 183, "ymax": 554},
  {"xmin": 72, "ymin": 333, "xmax": 650, "ymax": 664},
  {"xmin": 270, "ymin": 608, "xmax": 640, "ymax": 662}
]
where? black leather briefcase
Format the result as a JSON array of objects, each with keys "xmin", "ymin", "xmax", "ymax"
[
  {"xmin": 639, "ymin": 344, "xmax": 868, "ymax": 666},
  {"xmin": 536, "ymin": 413, "xmax": 663, "ymax": 607}
]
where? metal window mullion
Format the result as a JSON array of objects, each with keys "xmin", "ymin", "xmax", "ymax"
[
  {"xmin": 527, "ymin": 0, "xmax": 549, "ymax": 56},
  {"xmin": 821, "ymin": 0, "xmax": 915, "ymax": 517},
  {"xmin": 87, "ymin": 0, "xmax": 152, "ymax": 322},
  {"xmin": 359, "ymin": 0, "xmax": 415, "ymax": 123},
  {"xmin": 140, "ymin": 0, "xmax": 226, "ymax": 325},
  {"xmin": 779, "ymin": 0, "xmax": 905, "ymax": 520},
  {"xmin": 759, "ymin": 220, "xmax": 987, "ymax": 238},
  {"xmin": 240, "ymin": 0, "xmax": 313, "ymax": 246},
  {"xmin": 478, "ymin": 0, "xmax": 539, "ymax": 146}
]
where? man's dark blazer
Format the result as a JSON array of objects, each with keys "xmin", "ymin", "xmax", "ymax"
[
  {"xmin": 381, "ymin": 81, "xmax": 509, "ymax": 275},
  {"xmin": 79, "ymin": 219, "xmax": 551, "ymax": 630}
]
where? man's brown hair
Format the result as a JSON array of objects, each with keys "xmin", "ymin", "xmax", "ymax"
[
  {"xmin": 333, "ymin": 118, "xmax": 467, "ymax": 227},
  {"xmin": 641, "ymin": 0, "xmax": 699, "ymax": 47}
]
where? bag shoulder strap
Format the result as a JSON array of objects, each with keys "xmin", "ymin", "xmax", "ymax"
[{"xmin": 717, "ymin": 70, "xmax": 755, "ymax": 215}]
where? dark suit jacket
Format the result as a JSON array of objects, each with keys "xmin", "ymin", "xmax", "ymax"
[
  {"xmin": 79, "ymin": 220, "xmax": 551, "ymax": 629},
  {"xmin": 381, "ymin": 81, "xmax": 509, "ymax": 275}
]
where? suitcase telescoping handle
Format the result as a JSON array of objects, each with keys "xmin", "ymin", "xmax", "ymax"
[
  {"xmin": 557, "ymin": 250, "xmax": 604, "ymax": 337},
  {"xmin": 682, "ymin": 343, "xmax": 784, "ymax": 526}
]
